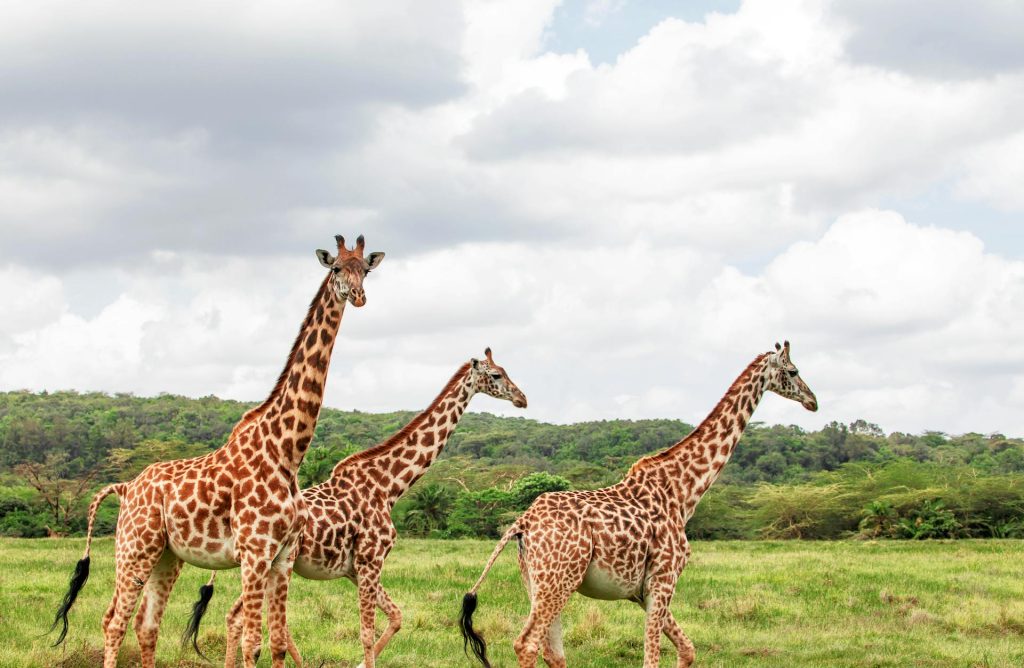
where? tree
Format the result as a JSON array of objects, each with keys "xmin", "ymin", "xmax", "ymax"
[
  {"xmin": 15, "ymin": 453, "xmax": 99, "ymax": 534},
  {"xmin": 401, "ymin": 484, "xmax": 455, "ymax": 536},
  {"xmin": 298, "ymin": 443, "xmax": 358, "ymax": 488},
  {"xmin": 446, "ymin": 488, "xmax": 515, "ymax": 538}
]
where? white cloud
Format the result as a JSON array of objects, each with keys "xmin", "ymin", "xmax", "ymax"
[
  {"xmin": 955, "ymin": 131, "xmax": 1024, "ymax": 211},
  {"xmin": 830, "ymin": 0, "xmax": 1024, "ymax": 78},
  {"xmin": 696, "ymin": 210, "xmax": 1024, "ymax": 433},
  {"xmin": 0, "ymin": 265, "xmax": 67, "ymax": 337},
  {"xmin": 2, "ymin": 0, "xmax": 1024, "ymax": 438}
]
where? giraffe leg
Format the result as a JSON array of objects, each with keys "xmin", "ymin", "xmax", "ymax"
[
  {"xmin": 353, "ymin": 585, "xmax": 402, "ymax": 668},
  {"xmin": 641, "ymin": 578, "xmax": 677, "ymax": 668},
  {"xmin": 266, "ymin": 553, "xmax": 301, "ymax": 668},
  {"xmin": 101, "ymin": 541, "xmax": 166, "ymax": 668},
  {"xmin": 663, "ymin": 609, "xmax": 696, "ymax": 668},
  {"xmin": 354, "ymin": 560, "xmax": 384, "ymax": 668},
  {"xmin": 224, "ymin": 595, "xmax": 244, "ymax": 668},
  {"xmin": 517, "ymin": 549, "xmax": 566, "ymax": 668},
  {"xmin": 541, "ymin": 615, "xmax": 567, "ymax": 668},
  {"xmin": 132, "ymin": 550, "xmax": 183, "ymax": 668},
  {"xmin": 514, "ymin": 584, "xmax": 575, "ymax": 668},
  {"xmin": 238, "ymin": 552, "xmax": 273, "ymax": 668}
]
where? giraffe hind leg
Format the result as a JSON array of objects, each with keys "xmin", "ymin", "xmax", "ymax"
[
  {"xmin": 132, "ymin": 550, "xmax": 183, "ymax": 668},
  {"xmin": 102, "ymin": 538, "xmax": 167, "ymax": 668},
  {"xmin": 514, "ymin": 585, "xmax": 575, "ymax": 668},
  {"xmin": 541, "ymin": 615, "xmax": 567, "ymax": 668},
  {"xmin": 224, "ymin": 594, "xmax": 244, "ymax": 668}
]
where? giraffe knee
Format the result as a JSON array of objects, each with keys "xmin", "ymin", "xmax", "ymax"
[{"xmin": 390, "ymin": 607, "xmax": 403, "ymax": 631}]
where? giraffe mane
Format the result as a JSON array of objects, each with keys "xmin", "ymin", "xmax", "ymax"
[
  {"xmin": 626, "ymin": 352, "xmax": 770, "ymax": 476},
  {"xmin": 232, "ymin": 274, "xmax": 333, "ymax": 435},
  {"xmin": 338, "ymin": 362, "xmax": 474, "ymax": 466}
]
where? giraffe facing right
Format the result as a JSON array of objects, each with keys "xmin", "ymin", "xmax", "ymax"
[{"xmin": 461, "ymin": 341, "xmax": 818, "ymax": 668}]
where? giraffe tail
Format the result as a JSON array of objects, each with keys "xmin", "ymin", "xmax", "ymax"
[
  {"xmin": 50, "ymin": 482, "xmax": 125, "ymax": 646},
  {"xmin": 182, "ymin": 571, "xmax": 217, "ymax": 658},
  {"xmin": 460, "ymin": 521, "xmax": 521, "ymax": 668}
]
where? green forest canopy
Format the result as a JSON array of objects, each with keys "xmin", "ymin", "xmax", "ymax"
[{"xmin": 1, "ymin": 390, "xmax": 1021, "ymax": 539}]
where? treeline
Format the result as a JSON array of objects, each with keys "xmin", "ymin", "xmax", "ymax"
[{"xmin": 1, "ymin": 390, "xmax": 1022, "ymax": 539}]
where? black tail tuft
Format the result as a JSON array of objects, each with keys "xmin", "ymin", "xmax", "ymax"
[
  {"xmin": 182, "ymin": 582, "xmax": 215, "ymax": 659},
  {"xmin": 460, "ymin": 592, "xmax": 490, "ymax": 667},
  {"xmin": 50, "ymin": 556, "xmax": 90, "ymax": 646}
]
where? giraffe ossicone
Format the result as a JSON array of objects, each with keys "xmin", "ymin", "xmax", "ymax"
[
  {"xmin": 461, "ymin": 342, "xmax": 818, "ymax": 668},
  {"xmin": 49, "ymin": 235, "xmax": 384, "ymax": 668}
]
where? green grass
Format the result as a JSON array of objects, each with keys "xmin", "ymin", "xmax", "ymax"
[{"xmin": 1, "ymin": 538, "xmax": 1022, "ymax": 667}]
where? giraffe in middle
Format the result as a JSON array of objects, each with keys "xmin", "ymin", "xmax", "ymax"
[{"xmin": 191, "ymin": 347, "xmax": 528, "ymax": 668}]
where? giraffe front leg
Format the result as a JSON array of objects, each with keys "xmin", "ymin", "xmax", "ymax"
[
  {"xmin": 354, "ymin": 559, "xmax": 384, "ymax": 668},
  {"xmin": 238, "ymin": 552, "xmax": 272, "ymax": 668},
  {"xmin": 663, "ymin": 609, "xmax": 696, "ymax": 668},
  {"xmin": 132, "ymin": 550, "xmax": 183, "ymax": 668},
  {"xmin": 365, "ymin": 586, "xmax": 402, "ymax": 665},
  {"xmin": 642, "ymin": 577, "xmax": 677, "ymax": 668},
  {"xmin": 266, "ymin": 552, "xmax": 301, "ymax": 668}
]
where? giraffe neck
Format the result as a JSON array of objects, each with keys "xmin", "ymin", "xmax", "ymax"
[
  {"xmin": 231, "ymin": 275, "xmax": 345, "ymax": 476},
  {"xmin": 627, "ymin": 353, "xmax": 771, "ymax": 520},
  {"xmin": 330, "ymin": 363, "xmax": 475, "ymax": 507}
]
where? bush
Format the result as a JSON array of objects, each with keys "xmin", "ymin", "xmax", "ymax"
[
  {"xmin": 510, "ymin": 472, "xmax": 571, "ymax": 509},
  {"xmin": 446, "ymin": 488, "xmax": 515, "ymax": 538}
]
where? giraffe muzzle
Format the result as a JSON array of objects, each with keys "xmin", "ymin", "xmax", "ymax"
[{"xmin": 348, "ymin": 289, "xmax": 366, "ymax": 307}]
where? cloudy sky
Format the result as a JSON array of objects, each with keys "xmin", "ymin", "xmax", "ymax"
[{"xmin": 2, "ymin": 0, "xmax": 1023, "ymax": 436}]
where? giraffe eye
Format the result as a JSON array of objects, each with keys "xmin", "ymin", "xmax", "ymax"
[
  {"xmin": 332, "ymin": 266, "xmax": 340, "ymax": 274},
  {"xmin": 787, "ymin": 369, "xmax": 798, "ymax": 377},
  {"xmin": 490, "ymin": 373, "xmax": 502, "ymax": 380}
]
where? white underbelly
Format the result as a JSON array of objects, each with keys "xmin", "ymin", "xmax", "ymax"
[
  {"xmin": 169, "ymin": 536, "xmax": 238, "ymax": 570},
  {"xmin": 577, "ymin": 562, "xmax": 640, "ymax": 601},
  {"xmin": 293, "ymin": 553, "xmax": 352, "ymax": 581}
]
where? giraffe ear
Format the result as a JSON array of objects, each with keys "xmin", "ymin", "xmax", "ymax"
[
  {"xmin": 471, "ymin": 358, "xmax": 479, "ymax": 370},
  {"xmin": 366, "ymin": 252, "xmax": 385, "ymax": 270},
  {"xmin": 316, "ymin": 249, "xmax": 336, "ymax": 268}
]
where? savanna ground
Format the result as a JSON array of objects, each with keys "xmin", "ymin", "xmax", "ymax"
[{"xmin": 1, "ymin": 538, "xmax": 1022, "ymax": 667}]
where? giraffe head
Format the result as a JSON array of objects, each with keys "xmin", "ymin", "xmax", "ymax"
[
  {"xmin": 315, "ymin": 234, "xmax": 384, "ymax": 307},
  {"xmin": 765, "ymin": 340, "xmax": 818, "ymax": 411},
  {"xmin": 470, "ymin": 347, "xmax": 528, "ymax": 408}
]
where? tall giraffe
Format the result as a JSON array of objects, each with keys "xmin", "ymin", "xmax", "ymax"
[
  {"xmin": 461, "ymin": 342, "xmax": 818, "ymax": 668},
  {"xmin": 50, "ymin": 235, "xmax": 384, "ymax": 668},
  {"xmin": 190, "ymin": 348, "xmax": 527, "ymax": 668}
]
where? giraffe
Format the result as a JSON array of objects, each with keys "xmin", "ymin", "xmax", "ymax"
[
  {"xmin": 189, "ymin": 348, "xmax": 527, "ymax": 668},
  {"xmin": 49, "ymin": 235, "xmax": 384, "ymax": 668},
  {"xmin": 460, "ymin": 341, "xmax": 818, "ymax": 668}
]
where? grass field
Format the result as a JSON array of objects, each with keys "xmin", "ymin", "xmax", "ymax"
[{"xmin": 0, "ymin": 538, "xmax": 1022, "ymax": 667}]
